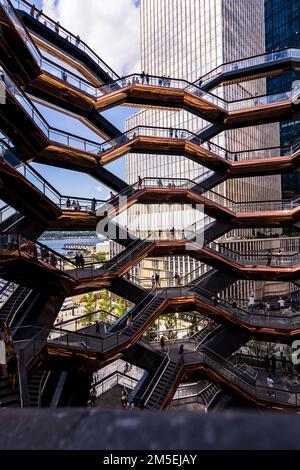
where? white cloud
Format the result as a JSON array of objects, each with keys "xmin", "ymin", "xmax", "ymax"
[{"xmin": 42, "ymin": 0, "xmax": 140, "ymax": 75}]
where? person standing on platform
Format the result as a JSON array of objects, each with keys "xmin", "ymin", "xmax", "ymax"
[
  {"xmin": 90, "ymin": 386, "xmax": 97, "ymax": 408},
  {"xmin": 91, "ymin": 198, "xmax": 96, "ymax": 211}
]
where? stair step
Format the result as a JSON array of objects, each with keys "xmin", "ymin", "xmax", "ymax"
[{"xmin": 0, "ymin": 392, "xmax": 19, "ymax": 406}]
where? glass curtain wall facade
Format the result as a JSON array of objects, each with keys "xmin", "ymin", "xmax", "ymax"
[
  {"xmin": 122, "ymin": 0, "xmax": 281, "ymax": 296},
  {"xmin": 265, "ymin": 0, "xmax": 300, "ymax": 198}
]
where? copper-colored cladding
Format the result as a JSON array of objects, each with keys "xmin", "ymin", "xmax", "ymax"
[
  {"xmin": 0, "ymin": 251, "xmax": 77, "ymax": 294},
  {"xmin": 28, "ymin": 75, "xmax": 296, "ymax": 126},
  {"xmin": 99, "ymin": 135, "xmax": 300, "ymax": 177},
  {"xmin": 0, "ymin": 5, "xmax": 40, "ymax": 85},
  {"xmin": 6, "ymin": 3, "xmax": 300, "ymax": 411},
  {"xmin": 1, "ymin": 5, "xmax": 299, "ymax": 127},
  {"xmin": 47, "ymin": 188, "xmax": 300, "ymax": 230},
  {"xmin": 38, "ymin": 144, "xmax": 99, "ymax": 170},
  {"xmin": 183, "ymin": 359, "xmax": 289, "ymax": 411},
  {"xmin": 44, "ymin": 293, "xmax": 300, "ymax": 358},
  {"xmin": 32, "ymin": 35, "xmax": 103, "ymax": 87},
  {"xmin": 2, "ymin": 84, "xmax": 299, "ymax": 182},
  {"xmin": 0, "ymin": 251, "xmax": 110, "ymax": 295},
  {"xmin": 6, "ymin": 232, "xmax": 299, "ymax": 285},
  {"xmin": 45, "ymin": 337, "xmax": 295, "ymax": 410},
  {"xmin": 0, "ymin": 158, "xmax": 60, "ymax": 223}
]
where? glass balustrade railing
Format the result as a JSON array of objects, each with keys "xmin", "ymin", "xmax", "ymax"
[
  {"xmin": 47, "ymin": 328, "xmax": 300, "ymax": 405},
  {"xmin": 0, "ymin": 234, "xmax": 114, "ymax": 280},
  {"xmin": 1, "ymin": 0, "xmax": 108, "ymax": 97},
  {"xmin": 173, "ymin": 381, "xmax": 211, "ymax": 400},
  {"xmin": 143, "ymin": 322, "xmax": 204, "ymax": 342},
  {"xmin": 0, "ymin": 138, "xmax": 105, "ymax": 211},
  {"xmin": 39, "ymin": 56, "xmax": 98, "ymax": 97},
  {"xmin": 204, "ymin": 239, "xmax": 300, "ymax": 268},
  {"xmin": 97, "ymin": 124, "xmax": 300, "ymax": 164},
  {"xmin": 46, "ymin": 299, "xmax": 158, "ymax": 351},
  {"xmin": 2, "ymin": 68, "xmax": 104, "ymax": 151},
  {"xmin": 0, "ymin": 232, "xmax": 165, "ymax": 281},
  {"xmin": 3, "ymin": 70, "xmax": 50, "ymax": 136},
  {"xmin": 197, "ymin": 48, "xmax": 300, "ymax": 88},
  {"xmin": 3, "ymin": 2, "xmax": 300, "ymax": 119},
  {"xmin": 139, "ymin": 176, "xmax": 300, "ymax": 213},
  {"xmin": 4, "ymin": 66, "xmax": 300, "ymax": 166},
  {"xmin": 10, "ymin": 0, "xmax": 119, "ymax": 81},
  {"xmin": 4, "ymin": 70, "xmax": 300, "ymax": 216},
  {"xmin": 191, "ymin": 346, "xmax": 300, "ymax": 406},
  {"xmin": 93, "ymin": 373, "xmax": 138, "ymax": 399},
  {"xmin": 0, "ymin": 204, "xmax": 20, "ymax": 226},
  {"xmin": 1, "ymin": 0, "xmax": 40, "ymax": 62},
  {"xmin": 189, "ymin": 284, "xmax": 300, "ymax": 330},
  {"xmin": 2, "ymin": 0, "xmax": 97, "ymax": 99},
  {"xmin": 15, "ymin": 324, "xmax": 300, "ymax": 406},
  {"xmin": 228, "ymin": 89, "xmax": 293, "ymax": 111},
  {"xmin": 95, "ymin": 72, "xmax": 299, "ymax": 113},
  {"xmin": 54, "ymin": 309, "xmax": 119, "ymax": 332}
]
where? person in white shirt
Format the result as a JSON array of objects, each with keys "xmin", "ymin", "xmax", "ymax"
[
  {"xmin": 248, "ymin": 293, "xmax": 255, "ymax": 310},
  {"xmin": 277, "ymin": 297, "xmax": 285, "ymax": 309},
  {"xmin": 266, "ymin": 375, "xmax": 275, "ymax": 396}
]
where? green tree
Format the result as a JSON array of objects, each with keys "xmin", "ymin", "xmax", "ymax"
[
  {"xmin": 189, "ymin": 313, "xmax": 199, "ymax": 336},
  {"xmin": 114, "ymin": 297, "xmax": 127, "ymax": 318},
  {"xmin": 146, "ymin": 320, "xmax": 159, "ymax": 342},
  {"xmin": 98, "ymin": 290, "xmax": 111, "ymax": 322},
  {"xmin": 164, "ymin": 313, "xmax": 177, "ymax": 340},
  {"xmin": 92, "ymin": 252, "xmax": 107, "ymax": 262},
  {"xmin": 82, "ymin": 292, "xmax": 97, "ymax": 324}
]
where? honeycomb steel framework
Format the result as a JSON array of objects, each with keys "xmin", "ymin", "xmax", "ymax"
[{"xmin": 1, "ymin": 0, "xmax": 300, "ymax": 410}]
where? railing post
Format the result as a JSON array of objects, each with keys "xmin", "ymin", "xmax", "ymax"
[{"xmin": 18, "ymin": 349, "xmax": 30, "ymax": 408}]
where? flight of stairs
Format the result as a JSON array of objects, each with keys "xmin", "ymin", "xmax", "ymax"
[
  {"xmin": 198, "ymin": 382, "xmax": 222, "ymax": 407},
  {"xmin": 109, "ymin": 240, "xmax": 151, "ymax": 273},
  {"xmin": 28, "ymin": 370, "xmax": 46, "ymax": 407},
  {"xmin": 0, "ymin": 376, "xmax": 20, "ymax": 407},
  {"xmin": 192, "ymin": 321, "xmax": 221, "ymax": 348},
  {"xmin": 144, "ymin": 359, "xmax": 182, "ymax": 409},
  {"xmin": 0, "ymin": 286, "xmax": 32, "ymax": 325},
  {"xmin": 131, "ymin": 296, "xmax": 164, "ymax": 334}
]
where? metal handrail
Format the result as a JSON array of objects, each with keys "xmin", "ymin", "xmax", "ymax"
[
  {"xmin": 197, "ymin": 46, "xmax": 296, "ymax": 84},
  {"xmin": 37, "ymin": 370, "xmax": 51, "ymax": 408},
  {"xmin": 3, "ymin": 64, "xmax": 300, "ymax": 166},
  {"xmin": 139, "ymin": 352, "xmax": 170, "ymax": 406},
  {"xmin": 57, "ymin": 309, "xmax": 119, "ymax": 329},
  {"xmin": 5, "ymin": 287, "xmax": 31, "ymax": 327},
  {"xmin": 11, "ymin": 0, "xmax": 120, "ymax": 80},
  {"xmin": 1, "ymin": 137, "xmax": 106, "ymax": 208}
]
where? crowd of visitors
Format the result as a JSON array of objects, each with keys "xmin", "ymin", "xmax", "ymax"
[
  {"xmin": 65, "ymin": 199, "xmax": 82, "ymax": 211},
  {"xmin": 30, "ymin": 5, "xmax": 81, "ymax": 46},
  {"xmin": 247, "ymin": 292, "xmax": 295, "ymax": 314}
]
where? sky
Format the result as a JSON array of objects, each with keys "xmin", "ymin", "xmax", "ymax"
[{"xmin": 30, "ymin": 0, "xmax": 141, "ymax": 199}]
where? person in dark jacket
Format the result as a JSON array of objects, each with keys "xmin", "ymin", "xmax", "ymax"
[{"xmin": 7, "ymin": 353, "xmax": 18, "ymax": 391}]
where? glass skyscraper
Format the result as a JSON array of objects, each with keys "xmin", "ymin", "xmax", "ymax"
[
  {"xmin": 265, "ymin": 0, "xmax": 300, "ymax": 198},
  {"xmin": 123, "ymin": 0, "xmax": 281, "ymax": 297}
]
